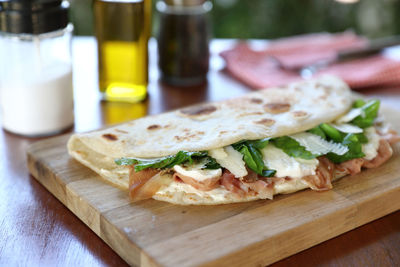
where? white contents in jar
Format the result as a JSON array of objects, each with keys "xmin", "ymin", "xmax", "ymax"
[{"xmin": 0, "ymin": 64, "xmax": 74, "ymax": 136}]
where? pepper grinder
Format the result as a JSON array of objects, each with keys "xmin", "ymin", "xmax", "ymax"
[{"xmin": 157, "ymin": 0, "xmax": 212, "ymax": 87}]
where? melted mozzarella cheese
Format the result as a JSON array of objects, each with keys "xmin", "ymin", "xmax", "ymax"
[
  {"xmin": 209, "ymin": 146, "xmax": 247, "ymax": 177},
  {"xmin": 362, "ymin": 127, "xmax": 380, "ymax": 160},
  {"xmin": 290, "ymin": 132, "xmax": 348, "ymax": 155},
  {"xmin": 173, "ymin": 163, "xmax": 221, "ymax": 182},
  {"xmin": 261, "ymin": 144, "xmax": 319, "ymax": 179}
]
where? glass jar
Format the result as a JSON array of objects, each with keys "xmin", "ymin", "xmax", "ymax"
[
  {"xmin": 0, "ymin": 0, "xmax": 74, "ymax": 137},
  {"xmin": 94, "ymin": 0, "xmax": 151, "ymax": 103},
  {"xmin": 157, "ymin": 0, "xmax": 212, "ymax": 87}
]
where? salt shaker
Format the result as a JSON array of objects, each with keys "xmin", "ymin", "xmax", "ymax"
[{"xmin": 0, "ymin": 0, "xmax": 74, "ymax": 137}]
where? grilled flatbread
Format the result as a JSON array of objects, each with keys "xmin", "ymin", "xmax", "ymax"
[{"xmin": 67, "ymin": 76, "xmax": 398, "ymax": 205}]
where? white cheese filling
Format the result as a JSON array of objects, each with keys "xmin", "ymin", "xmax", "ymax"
[
  {"xmin": 362, "ymin": 127, "xmax": 380, "ymax": 160},
  {"xmin": 261, "ymin": 144, "xmax": 319, "ymax": 179},
  {"xmin": 209, "ymin": 146, "xmax": 247, "ymax": 178},
  {"xmin": 289, "ymin": 132, "xmax": 348, "ymax": 156},
  {"xmin": 329, "ymin": 123, "xmax": 363, "ymax": 133},
  {"xmin": 173, "ymin": 162, "xmax": 222, "ymax": 182}
]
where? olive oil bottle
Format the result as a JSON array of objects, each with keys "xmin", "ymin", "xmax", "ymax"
[{"xmin": 94, "ymin": 0, "xmax": 151, "ymax": 103}]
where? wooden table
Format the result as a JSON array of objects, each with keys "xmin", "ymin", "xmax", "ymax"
[{"xmin": 1, "ymin": 37, "xmax": 400, "ymax": 266}]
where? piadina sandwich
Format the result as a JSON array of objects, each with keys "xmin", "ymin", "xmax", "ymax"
[{"xmin": 68, "ymin": 76, "xmax": 399, "ymax": 205}]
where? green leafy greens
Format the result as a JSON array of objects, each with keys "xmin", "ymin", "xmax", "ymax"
[
  {"xmin": 115, "ymin": 151, "xmax": 220, "ymax": 172},
  {"xmin": 271, "ymin": 136, "xmax": 317, "ymax": 160},
  {"xmin": 351, "ymin": 99, "xmax": 380, "ymax": 128},
  {"xmin": 232, "ymin": 138, "xmax": 276, "ymax": 177},
  {"xmin": 307, "ymin": 125, "xmax": 326, "ymax": 139},
  {"xmin": 321, "ymin": 99, "xmax": 378, "ymax": 163},
  {"xmin": 326, "ymin": 133, "xmax": 365, "ymax": 163},
  {"xmin": 269, "ymin": 99, "xmax": 378, "ymax": 163},
  {"xmin": 320, "ymin": 123, "xmax": 342, "ymax": 143},
  {"xmin": 203, "ymin": 157, "xmax": 222, "ymax": 170},
  {"xmin": 306, "ymin": 121, "xmax": 368, "ymax": 164}
]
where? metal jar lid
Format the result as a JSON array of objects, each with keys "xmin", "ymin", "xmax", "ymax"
[
  {"xmin": 0, "ymin": 0, "xmax": 69, "ymax": 34},
  {"xmin": 157, "ymin": 0, "xmax": 212, "ymax": 15},
  {"xmin": 164, "ymin": 0, "xmax": 206, "ymax": 6}
]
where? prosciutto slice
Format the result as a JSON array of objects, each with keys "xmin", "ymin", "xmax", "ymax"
[
  {"xmin": 242, "ymin": 180, "xmax": 274, "ymax": 199},
  {"xmin": 336, "ymin": 158, "xmax": 364, "ymax": 176},
  {"xmin": 129, "ymin": 167, "xmax": 171, "ymax": 201},
  {"xmin": 172, "ymin": 172, "xmax": 220, "ymax": 191},
  {"xmin": 380, "ymin": 129, "xmax": 400, "ymax": 145},
  {"xmin": 221, "ymin": 169, "xmax": 274, "ymax": 199},
  {"xmin": 303, "ymin": 156, "xmax": 335, "ymax": 191},
  {"xmin": 363, "ymin": 139, "xmax": 393, "ymax": 168},
  {"xmin": 220, "ymin": 170, "xmax": 247, "ymax": 197},
  {"xmin": 335, "ymin": 139, "xmax": 393, "ymax": 175}
]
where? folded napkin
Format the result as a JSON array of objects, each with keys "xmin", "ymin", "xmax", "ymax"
[{"xmin": 220, "ymin": 32, "xmax": 400, "ymax": 89}]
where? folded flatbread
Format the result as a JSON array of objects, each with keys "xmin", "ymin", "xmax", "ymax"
[{"xmin": 68, "ymin": 76, "xmax": 399, "ymax": 205}]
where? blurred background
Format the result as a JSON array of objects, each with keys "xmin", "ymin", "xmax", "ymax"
[{"xmin": 70, "ymin": 0, "xmax": 400, "ymax": 39}]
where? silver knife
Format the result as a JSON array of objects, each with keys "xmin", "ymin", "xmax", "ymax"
[{"xmin": 300, "ymin": 35, "xmax": 400, "ymax": 78}]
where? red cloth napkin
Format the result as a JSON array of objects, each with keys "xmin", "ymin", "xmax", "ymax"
[{"xmin": 220, "ymin": 32, "xmax": 400, "ymax": 89}]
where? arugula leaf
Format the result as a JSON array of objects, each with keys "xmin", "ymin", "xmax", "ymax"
[
  {"xmin": 262, "ymin": 169, "xmax": 277, "ymax": 177},
  {"xmin": 203, "ymin": 157, "xmax": 221, "ymax": 169},
  {"xmin": 249, "ymin": 145, "xmax": 266, "ymax": 173},
  {"xmin": 355, "ymin": 132, "xmax": 368, "ymax": 144},
  {"xmin": 351, "ymin": 100, "xmax": 380, "ymax": 128},
  {"xmin": 271, "ymin": 136, "xmax": 318, "ymax": 160},
  {"xmin": 234, "ymin": 144, "xmax": 259, "ymax": 173},
  {"xmin": 232, "ymin": 141, "xmax": 276, "ymax": 177},
  {"xmin": 311, "ymin": 99, "xmax": 377, "ymax": 163},
  {"xmin": 326, "ymin": 133, "xmax": 365, "ymax": 163},
  {"xmin": 320, "ymin": 123, "xmax": 343, "ymax": 143},
  {"xmin": 352, "ymin": 99, "xmax": 366, "ymax": 108},
  {"xmin": 307, "ymin": 125, "xmax": 326, "ymax": 139},
  {"xmin": 115, "ymin": 151, "xmax": 208, "ymax": 172},
  {"xmin": 246, "ymin": 138, "xmax": 270, "ymax": 149}
]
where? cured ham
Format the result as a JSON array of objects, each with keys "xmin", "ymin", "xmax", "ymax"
[
  {"xmin": 302, "ymin": 156, "xmax": 335, "ymax": 191},
  {"xmin": 129, "ymin": 167, "xmax": 164, "ymax": 201},
  {"xmin": 376, "ymin": 124, "xmax": 400, "ymax": 145},
  {"xmin": 336, "ymin": 158, "xmax": 364, "ymax": 176},
  {"xmin": 243, "ymin": 180, "xmax": 274, "ymax": 199},
  {"xmin": 221, "ymin": 169, "xmax": 273, "ymax": 199},
  {"xmin": 363, "ymin": 139, "xmax": 393, "ymax": 168},
  {"xmin": 378, "ymin": 129, "xmax": 400, "ymax": 144},
  {"xmin": 220, "ymin": 170, "xmax": 247, "ymax": 196},
  {"xmin": 172, "ymin": 172, "xmax": 220, "ymax": 191}
]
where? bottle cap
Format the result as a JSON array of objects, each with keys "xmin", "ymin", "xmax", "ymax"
[
  {"xmin": 164, "ymin": 0, "xmax": 206, "ymax": 6},
  {"xmin": 0, "ymin": 0, "xmax": 69, "ymax": 34},
  {"xmin": 158, "ymin": 0, "xmax": 211, "ymax": 15}
]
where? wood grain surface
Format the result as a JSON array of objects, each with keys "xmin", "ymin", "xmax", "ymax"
[
  {"xmin": 2, "ymin": 37, "xmax": 400, "ymax": 266},
  {"xmin": 27, "ymin": 103, "xmax": 400, "ymax": 267}
]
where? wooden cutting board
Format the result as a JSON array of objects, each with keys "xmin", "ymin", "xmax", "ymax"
[{"xmin": 27, "ymin": 107, "xmax": 400, "ymax": 267}]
